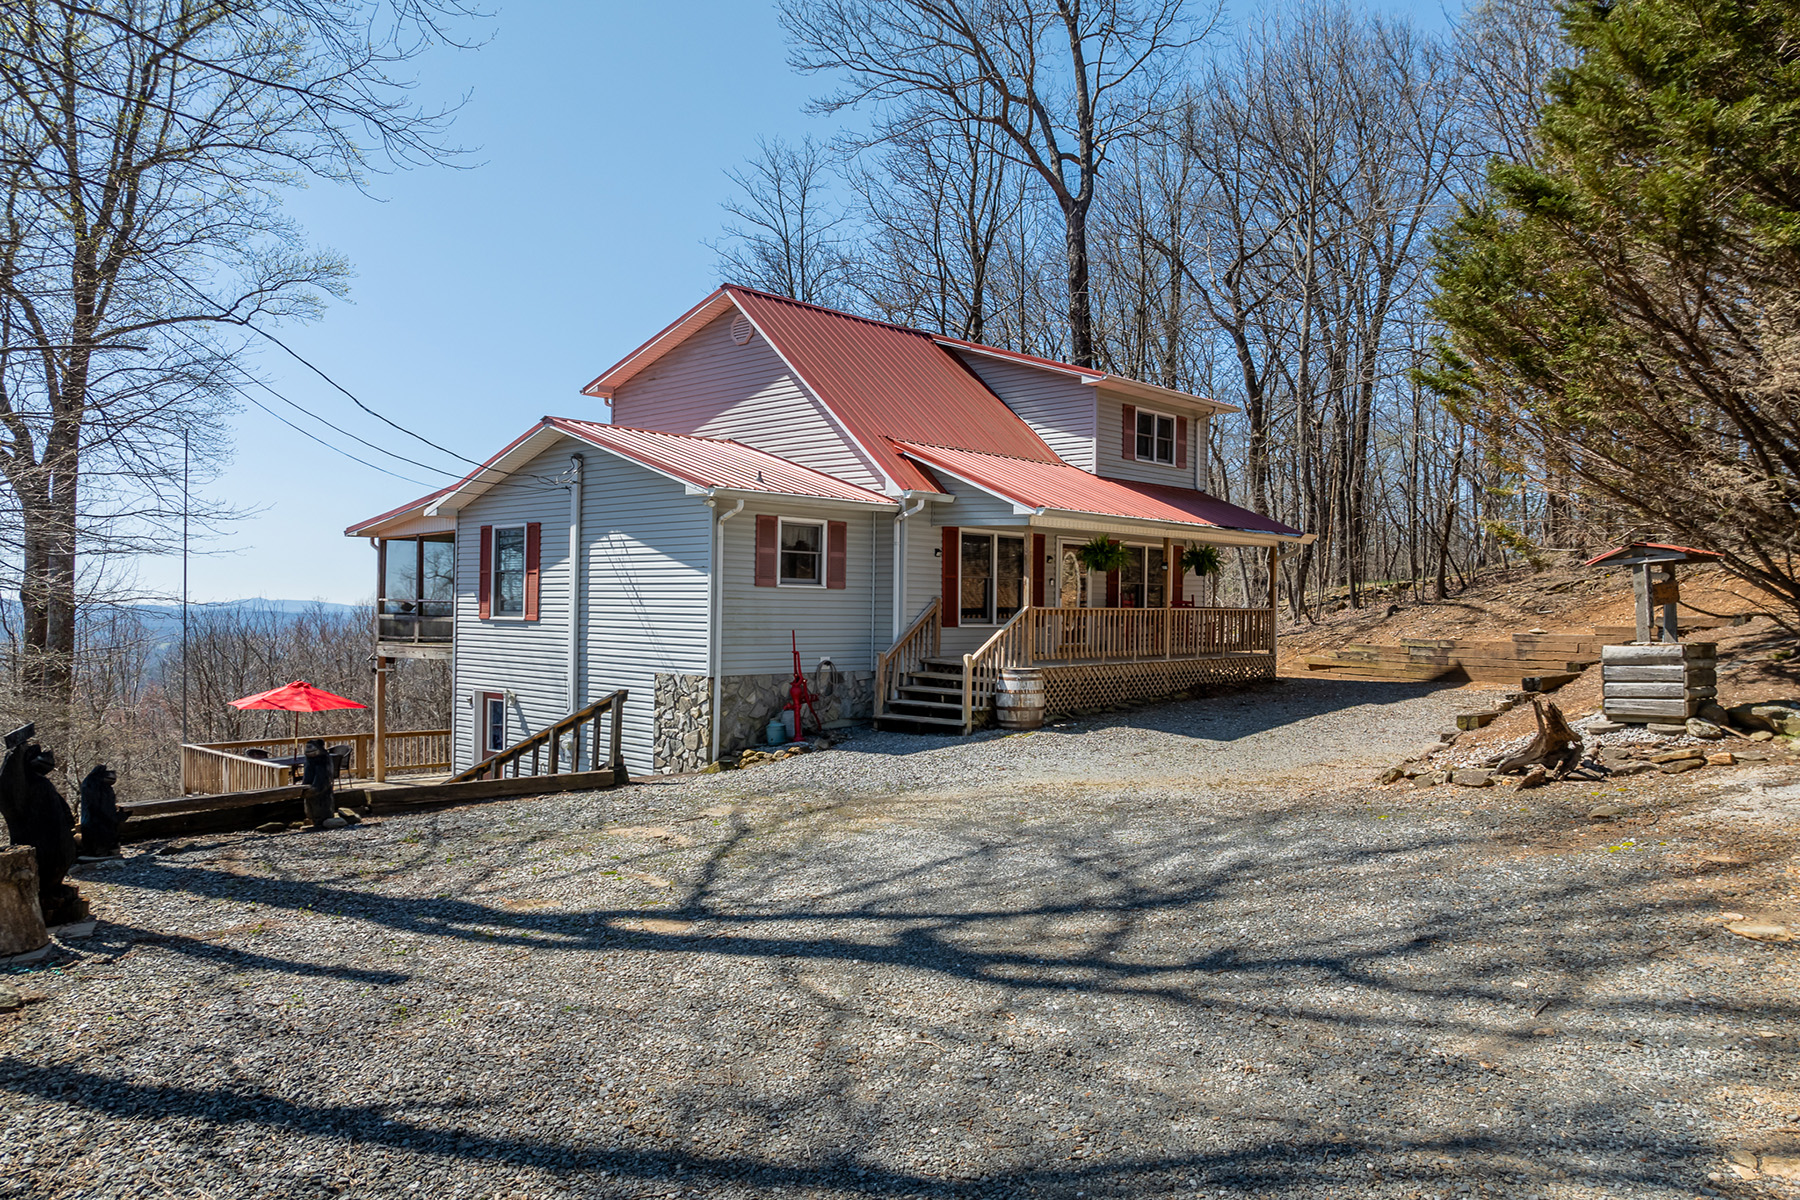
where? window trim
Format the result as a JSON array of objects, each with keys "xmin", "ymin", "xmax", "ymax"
[
  {"xmin": 958, "ymin": 530, "xmax": 1028, "ymax": 627},
  {"xmin": 776, "ymin": 516, "xmax": 827, "ymax": 588},
  {"xmin": 1116, "ymin": 542, "xmax": 1170, "ymax": 609},
  {"xmin": 1134, "ymin": 407, "xmax": 1177, "ymax": 465},
  {"xmin": 480, "ymin": 691, "xmax": 508, "ymax": 758},
  {"xmin": 488, "ymin": 523, "xmax": 529, "ymax": 621}
]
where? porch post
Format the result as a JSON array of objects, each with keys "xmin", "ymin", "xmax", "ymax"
[
  {"xmin": 1267, "ymin": 546, "xmax": 1279, "ymax": 654},
  {"xmin": 1163, "ymin": 537, "xmax": 1177, "ymax": 660},
  {"xmin": 373, "ymin": 656, "xmax": 390, "ymax": 781}
]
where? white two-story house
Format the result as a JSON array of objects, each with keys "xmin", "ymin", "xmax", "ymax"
[{"xmin": 347, "ymin": 286, "xmax": 1310, "ymax": 777}]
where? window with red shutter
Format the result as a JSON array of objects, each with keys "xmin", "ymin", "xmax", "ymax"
[
  {"xmin": 477, "ymin": 525, "xmax": 492, "ymax": 619},
  {"xmin": 1176, "ymin": 417, "xmax": 1188, "ymax": 469},
  {"xmin": 754, "ymin": 514, "xmax": 778, "ymax": 587},
  {"xmin": 1031, "ymin": 533, "xmax": 1046, "ymax": 607},
  {"xmin": 523, "ymin": 522, "xmax": 541, "ymax": 621},
  {"xmin": 826, "ymin": 521, "xmax": 847, "ymax": 588},
  {"xmin": 940, "ymin": 526, "xmax": 959, "ymax": 627},
  {"xmin": 1121, "ymin": 403, "xmax": 1137, "ymax": 460}
]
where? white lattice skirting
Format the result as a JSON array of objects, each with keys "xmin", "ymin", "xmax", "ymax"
[{"xmin": 1037, "ymin": 654, "xmax": 1276, "ymax": 716}]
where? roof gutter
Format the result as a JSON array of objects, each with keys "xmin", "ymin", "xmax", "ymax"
[{"xmin": 891, "ymin": 491, "xmax": 931, "ymax": 641}]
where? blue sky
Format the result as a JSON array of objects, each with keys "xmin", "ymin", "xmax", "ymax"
[{"xmin": 139, "ymin": 0, "xmax": 1457, "ymax": 605}]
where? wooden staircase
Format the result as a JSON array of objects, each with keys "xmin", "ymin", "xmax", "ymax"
[{"xmin": 879, "ymin": 656, "xmax": 983, "ymax": 733}]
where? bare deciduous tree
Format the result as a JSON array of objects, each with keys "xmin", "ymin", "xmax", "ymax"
[
  {"xmin": 782, "ymin": 0, "xmax": 1208, "ymax": 367},
  {"xmin": 711, "ymin": 136, "xmax": 855, "ymax": 306},
  {"xmin": 0, "ymin": 0, "xmax": 475, "ymax": 737}
]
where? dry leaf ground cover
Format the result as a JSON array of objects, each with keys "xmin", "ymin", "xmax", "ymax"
[{"xmin": 1, "ymin": 677, "xmax": 1797, "ymax": 1200}]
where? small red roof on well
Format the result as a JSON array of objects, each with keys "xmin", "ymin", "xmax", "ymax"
[
  {"xmin": 892, "ymin": 442, "xmax": 1303, "ymax": 537},
  {"xmin": 1583, "ymin": 541, "xmax": 1719, "ymax": 567},
  {"xmin": 548, "ymin": 419, "xmax": 894, "ymax": 504}
]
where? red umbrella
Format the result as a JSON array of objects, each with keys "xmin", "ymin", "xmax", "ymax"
[{"xmin": 229, "ymin": 680, "xmax": 368, "ymax": 740}]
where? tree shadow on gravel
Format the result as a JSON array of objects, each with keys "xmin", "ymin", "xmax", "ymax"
[
  {"xmin": 98, "ymin": 806, "xmax": 1800, "ymax": 1040},
  {"xmin": 0, "ymin": 1056, "xmax": 1728, "ymax": 1198},
  {"xmin": 46, "ymin": 799, "xmax": 1797, "ymax": 1198}
]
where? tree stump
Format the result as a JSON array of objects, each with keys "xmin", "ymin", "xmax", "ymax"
[
  {"xmin": 1497, "ymin": 699, "xmax": 1583, "ymax": 777},
  {"xmin": 0, "ymin": 846, "xmax": 48, "ymax": 957}
]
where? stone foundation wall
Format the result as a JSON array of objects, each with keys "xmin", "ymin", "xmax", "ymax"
[
  {"xmin": 718, "ymin": 669, "xmax": 873, "ymax": 756},
  {"xmin": 653, "ymin": 669, "xmax": 876, "ymax": 772},
  {"xmin": 653, "ymin": 674, "xmax": 713, "ymax": 774}
]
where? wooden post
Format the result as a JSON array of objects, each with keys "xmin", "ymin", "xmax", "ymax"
[
  {"xmin": 1267, "ymin": 545, "xmax": 1279, "ymax": 654},
  {"xmin": 1632, "ymin": 564, "xmax": 1653, "ymax": 643},
  {"xmin": 1653, "ymin": 566, "xmax": 1680, "ymax": 643},
  {"xmin": 372, "ymin": 656, "xmax": 390, "ymax": 782}
]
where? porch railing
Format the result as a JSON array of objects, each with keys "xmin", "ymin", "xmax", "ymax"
[
  {"xmin": 377, "ymin": 598, "xmax": 453, "ymax": 644},
  {"xmin": 1025, "ymin": 606, "xmax": 1272, "ymax": 663},
  {"xmin": 962, "ymin": 608, "xmax": 1033, "ymax": 732},
  {"xmin": 181, "ymin": 729, "xmax": 452, "ymax": 794},
  {"xmin": 875, "ymin": 597, "xmax": 941, "ymax": 714}
]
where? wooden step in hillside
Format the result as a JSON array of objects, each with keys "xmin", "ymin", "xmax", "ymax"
[
  {"xmin": 1305, "ymin": 628, "xmax": 1604, "ymax": 686},
  {"xmin": 1302, "ymin": 611, "xmax": 1763, "ymax": 688}
]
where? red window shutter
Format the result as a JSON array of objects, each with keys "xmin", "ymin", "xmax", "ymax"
[
  {"xmin": 826, "ymin": 520, "xmax": 847, "ymax": 589},
  {"xmin": 940, "ymin": 526, "xmax": 959, "ymax": 627},
  {"xmin": 1121, "ymin": 404, "xmax": 1137, "ymax": 460},
  {"xmin": 523, "ymin": 522, "xmax": 542, "ymax": 620},
  {"xmin": 1176, "ymin": 416, "xmax": 1188, "ymax": 469},
  {"xmin": 1031, "ymin": 533, "xmax": 1046, "ymax": 607},
  {"xmin": 1105, "ymin": 539, "xmax": 1120, "ymax": 607},
  {"xmin": 477, "ymin": 525, "xmax": 493, "ymax": 619},
  {"xmin": 754, "ymin": 514, "xmax": 778, "ymax": 586}
]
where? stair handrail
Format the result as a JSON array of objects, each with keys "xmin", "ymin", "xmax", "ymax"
[
  {"xmin": 875, "ymin": 596, "xmax": 941, "ymax": 713},
  {"xmin": 445, "ymin": 690, "xmax": 628, "ymax": 784},
  {"xmin": 961, "ymin": 605, "xmax": 1033, "ymax": 733}
]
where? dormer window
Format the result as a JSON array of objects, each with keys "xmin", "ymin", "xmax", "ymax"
[{"xmin": 1135, "ymin": 410, "xmax": 1176, "ymax": 464}]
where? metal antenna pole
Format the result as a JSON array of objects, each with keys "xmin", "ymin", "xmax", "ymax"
[{"xmin": 181, "ymin": 428, "xmax": 189, "ymax": 745}]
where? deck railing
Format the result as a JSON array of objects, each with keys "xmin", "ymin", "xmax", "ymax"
[
  {"xmin": 446, "ymin": 690, "xmax": 627, "ymax": 784},
  {"xmin": 874, "ymin": 597, "xmax": 941, "ymax": 714},
  {"xmin": 180, "ymin": 729, "xmax": 452, "ymax": 794},
  {"xmin": 180, "ymin": 745, "xmax": 293, "ymax": 796}
]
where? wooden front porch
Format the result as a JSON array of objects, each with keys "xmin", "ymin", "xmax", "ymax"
[{"xmin": 875, "ymin": 600, "xmax": 1276, "ymax": 733}]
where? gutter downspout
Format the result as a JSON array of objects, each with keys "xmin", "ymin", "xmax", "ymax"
[
  {"xmin": 708, "ymin": 495, "xmax": 746, "ymax": 765},
  {"xmin": 891, "ymin": 494, "xmax": 928, "ymax": 641},
  {"xmin": 567, "ymin": 453, "xmax": 584, "ymax": 763}
]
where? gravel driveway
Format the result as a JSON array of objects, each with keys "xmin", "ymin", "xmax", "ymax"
[{"xmin": 3, "ymin": 677, "xmax": 1796, "ymax": 1200}]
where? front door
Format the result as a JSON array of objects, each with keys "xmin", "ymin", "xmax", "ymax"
[{"xmin": 479, "ymin": 691, "xmax": 507, "ymax": 761}]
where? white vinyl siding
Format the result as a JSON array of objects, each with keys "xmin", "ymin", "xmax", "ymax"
[
  {"xmin": 609, "ymin": 309, "xmax": 886, "ymax": 491},
  {"xmin": 451, "ymin": 436, "xmax": 711, "ymax": 777},
  {"xmin": 1095, "ymin": 392, "xmax": 1212, "ymax": 488},
  {"xmin": 722, "ymin": 499, "xmax": 887, "ymax": 676},
  {"xmin": 950, "ymin": 352, "xmax": 1097, "ymax": 471},
  {"xmin": 452, "ymin": 450, "xmax": 573, "ymax": 777},
  {"xmin": 581, "ymin": 453, "xmax": 712, "ymax": 775}
]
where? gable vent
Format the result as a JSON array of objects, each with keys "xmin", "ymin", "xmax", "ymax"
[{"xmin": 730, "ymin": 314, "xmax": 754, "ymax": 345}]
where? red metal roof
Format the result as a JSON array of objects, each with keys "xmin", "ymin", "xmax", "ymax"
[
  {"xmin": 1584, "ymin": 541, "xmax": 1720, "ymax": 567},
  {"xmin": 548, "ymin": 418, "xmax": 894, "ymax": 504},
  {"xmin": 722, "ymin": 287, "xmax": 1062, "ymax": 492},
  {"xmin": 894, "ymin": 442, "xmax": 1303, "ymax": 537}
]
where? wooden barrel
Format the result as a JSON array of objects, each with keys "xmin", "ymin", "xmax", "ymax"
[{"xmin": 995, "ymin": 668, "xmax": 1046, "ymax": 730}]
